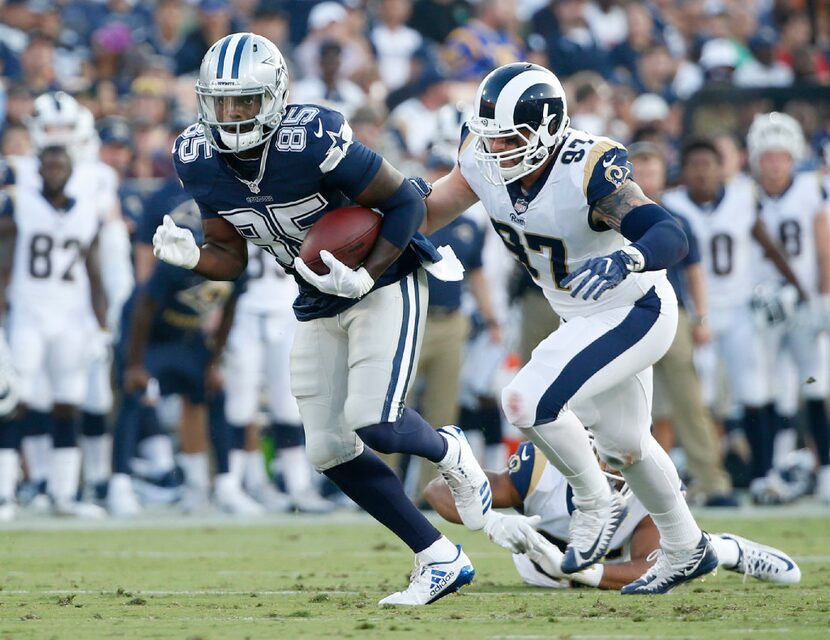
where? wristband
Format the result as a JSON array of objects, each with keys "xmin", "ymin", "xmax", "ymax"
[{"xmin": 570, "ymin": 563, "xmax": 604, "ymax": 588}]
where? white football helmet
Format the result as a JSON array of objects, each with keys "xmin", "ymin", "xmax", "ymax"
[
  {"xmin": 468, "ymin": 62, "xmax": 570, "ymax": 185},
  {"xmin": 196, "ymin": 32, "xmax": 289, "ymax": 154},
  {"xmin": 28, "ymin": 91, "xmax": 99, "ymax": 159},
  {"xmin": 747, "ymin": 112, "xmax": 805, "ymax": 173}
]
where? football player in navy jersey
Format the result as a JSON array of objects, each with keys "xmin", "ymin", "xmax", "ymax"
[{"xmin": 151, "ymin": 33, "xmax": 538, "ymax": 605}]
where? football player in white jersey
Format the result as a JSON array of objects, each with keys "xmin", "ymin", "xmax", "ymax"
[
  {"xmin": 224, "ymin": 243, "xmax": 334, "ymax": 513},
  {"xmin": 0, "ymin": 146, "xmax": 108, "ymax": 518},
  {"xmin": 425, "ymin": 441, "xmax": 802, "ymax": 589},
  {"xmin": 662, "ymin": 139, "xmax": 806, "ymax": 485},
  {"xmin": 747, "ymin": 112, "xmax": 830, "ymax": 503},
  {"xmin": 11, "ymin": 92, "xmax": 134, "ymax": 504},
  {"xmin": 422, "ymin": 62, "xmax": 714, "ymax": 594}
]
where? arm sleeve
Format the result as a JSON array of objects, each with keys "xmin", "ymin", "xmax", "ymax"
[
  {"xmin": 507, "ymin": 442, "xmax": 540, "ymax": 503},
  {"xmin": 620, "ymin": 203, "xmax": 689, "ymax": 271}
]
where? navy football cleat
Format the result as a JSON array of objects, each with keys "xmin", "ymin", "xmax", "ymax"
[
  {"xmin": 621, "ymin": 533, "xmax": 719, "ymax": 594},
  {"xmin": 379, "ymin": 545, "xmax": 475, "ymax": 606}
]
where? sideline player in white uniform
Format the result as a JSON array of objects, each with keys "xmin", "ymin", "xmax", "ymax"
[
  {"xmin": 425, "ymin": 441, "xmax": 802, "ymax": 589},
  {"xmin": 422, "ymin": 62, "xmax": 716, "ymax": 594},
  {"xmin": 0, "ymin": 147, "xmax": 108, "ymax": 518},
  {"xmin": 662, "ymin": 139, "xmax": 805, "ymax": 484},
  {"xmin": 224, "ymin": 243, "xmax": 334, "ymax": 512},
  {"xmin": 11, "ymin": 92, "xmax": 133, "ymax": 503},
  {"xmin": 747, "ymin": 113, "xmax": 830, "ymax": 502}
]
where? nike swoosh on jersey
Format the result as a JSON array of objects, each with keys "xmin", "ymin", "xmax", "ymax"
[
  {"xmin": 520, "ymin": 448, "xmax": 531, "ymax": 461},
  {"xmin": 602, "ymin": 153, "xmax": 616, "ymax": 168},
  {"xmin": 314, "ymin": 120, "xmax": 324, "ymax": 138}
]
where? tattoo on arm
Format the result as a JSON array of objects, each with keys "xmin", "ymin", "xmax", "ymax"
[{"xmin": 592, "ymin": 181, "xmax": 654, "ymax": 232}]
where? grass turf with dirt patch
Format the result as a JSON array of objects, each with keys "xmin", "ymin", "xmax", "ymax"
[{"xmin": 0, "ymin": 511, "xmax": 828, "ymax": 639}]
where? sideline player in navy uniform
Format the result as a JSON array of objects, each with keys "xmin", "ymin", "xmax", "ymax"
[
  {"xmin": 421, "ymin": 62, "xmax": 716, "ymax": 594},
  {"xmin": 151, "ymin": 33, "xmax": 538, "ymax": 605}
]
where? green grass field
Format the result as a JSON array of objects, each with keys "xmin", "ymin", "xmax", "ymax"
[{"xmin": 1, "ymin": 510, "xmax": 828, "ymax": 639}]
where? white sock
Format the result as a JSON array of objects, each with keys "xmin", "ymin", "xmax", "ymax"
[
  {"xmin": 138, "ymin": 435, "xmax": 176, "ymax": 476},
  {"xmin": 0, "ymin": 449, "xmax": 20, "ymax": 500},
  {"xmin": 228, "ymin": 449, "xmax": 247, "ymax": 484},
  {"xmin": 244, "ymin": 450, "xmax": 269, "ymax": 491},
  {"xmin": 48, "ymin": 447, "xmax": 82, "ymax": 503},
  {"xmin": 772, "ymin": 427, "xmax": 797, "ymax": 467},
  {"xmin": 484, "ymin": 443, "xmax": 506, "ymax": 470},
  {"xmin": 22, "ymin": 434, "xmax": 52, "ymax": 483},
  {"xmin": 417, "ymin": 535, "xmax": 458, "ymax": 565},
  {"xmin": 709, "ymin": 534, "xmax": 740, "ymax": 568},
  {"xmin": 178, "ymin": 452, "xmax": 210, "ymax": 490},
  {"xmin": 279, "ymin": 446, "xmax": 314, "ymax": 498},
  {"xmin": 621, "ymin": 437, "xmax": 701, "ymax": 552},
  {"xmin": 524, "ymin": 411, "xmax": 611, "ymax": 508},
  {"xmin": 80, "ymin": 435, "xmax": 111, "ymax": 485}
]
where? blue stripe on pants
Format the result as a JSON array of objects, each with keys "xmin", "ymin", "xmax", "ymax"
[
  {"xmin": 382, "ymin": 276, "xmax": 412, "ymax": 421},
  {"xmin": 534, "ymin": 287, "xmax": 662, "ymax": 426},
  {"xmin": 398, "ymin": 275, "xmax": 421, "ymax": 419}
]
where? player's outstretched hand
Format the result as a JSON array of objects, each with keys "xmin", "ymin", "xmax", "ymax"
[
  {"xmin": 152, "ymin": 215, "xmax": 200, "ymax": 269},
  {"xmin": 483, "ymin": 511, "xmax": 545, "ymax": 553},
  {"xmin": 561, "ymin": 248, "xmax": 640, "ymax": 301},
  {"xmin": 293, "ymin": 250, "xmax": 375, "ymax": 299},
  {"xmin": 526, "ymin": 537, "xmax": 567, "ymax": 579}
]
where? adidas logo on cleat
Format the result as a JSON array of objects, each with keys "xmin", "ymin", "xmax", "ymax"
[{"xmin": 429, "ymin": 569, "xmax": 455, "ymax": 597}]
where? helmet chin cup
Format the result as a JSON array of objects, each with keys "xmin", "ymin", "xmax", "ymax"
[{"xmin": 217, "ymin": 126, "xmax": 264, "ymax": 152}]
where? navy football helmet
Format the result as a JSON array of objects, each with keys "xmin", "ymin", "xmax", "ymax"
[{"xmin": 468, "ymin": 62, "xmax": 570, "ymax": 185}]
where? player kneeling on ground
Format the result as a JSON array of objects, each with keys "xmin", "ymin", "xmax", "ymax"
[{"xmin": 425, "ymin": 441, "xmax": 802, "ymax": 590}]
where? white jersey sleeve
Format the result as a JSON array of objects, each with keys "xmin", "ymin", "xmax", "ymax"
[{"xmin": 458, "ymin": 127, "xmax": 663, "ymax": 321}]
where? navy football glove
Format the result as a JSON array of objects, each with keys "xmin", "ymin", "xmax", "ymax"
[
  {"xmin": 407, "ymin": 176, "xmax": 433, "ymax": 199},
  {"xmin": 561, "ymin": 247, "xmax": 643, "ymax": 300}
]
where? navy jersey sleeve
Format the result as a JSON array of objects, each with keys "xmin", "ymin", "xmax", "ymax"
[
  {"xmin": 144, "ymin": 262, "xmax": 187, "ymax": 306},
  {"xmin": 584, "ymin": 144, "xmax": 633, "ymax": 206},
  {"xmin": 507, "ymin": 441, "xmax": 540, "ymax": 503},
  {"xmin": 468, "ymin": 220, "xmax": 486, "ymax": 271},
  {"xmin": 310, "ymin": 108, "xmax": 383, "ymax": 200},
  {"xmin": 0, "ymin": 159, "xmax": 15, "ymax": 187},
  {"xmin": 0, "ymin": 191, "xmax": 12, "ymax": 218},
  {"xmin": 172, "ymin": 124, "xmax": 221, "ymax": 220},
  {"xmin": 674, "ymin": 212, "xmax": 700, "ymax": 267}
]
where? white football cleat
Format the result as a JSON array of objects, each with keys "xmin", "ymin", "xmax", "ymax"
[
  {"xmin": 436, "ymin": 426, "xmax": 491, "ymax": 530},
  {"xmin": 246, "ymin": 482, "xmax": 293, "ymax": 513},
  {"xmin": 817, "ymin": 465, "xmax": 830, "ymax": 505},
  {"xmin": 52, "ymin": 499, "xmax": 107, "ymax": 519},
  {"xmin": 719, "ymin": 534, "xmax": 801, "ymax": 584},
  {"xmin": 179, "ymin": 485, "xmax": 211, "ymax": 514},
  {"xmin": 379, "ymin": 545, "xmax": 475, "ymax": 606},
  {"xmin": 214, "ymin": 473, "xmax": 265, "ymax": 516},
  {"xmin": 292, "ymin": 492, "xmax": 337, "ymax": 514},
  {"xmin": 0, "ymin": 498, "xmax": 17, "ymax": 522},
  {"xmin": 107, "ymin": 474, "xmax": 142, "ymax": 517},
  {"xmin": 561, "ymin": 490, "xmax": 626, "ymax": 573}
]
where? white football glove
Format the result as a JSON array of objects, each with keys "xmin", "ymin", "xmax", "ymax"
[
  {"xmin": 293, "ymin": 250, "xmax": 375, "ymax": 299},
  {"xmin": 153, "ymin": 215, "xmax": 200, "ymax": 269},
  {"xmin": 482, "ymin": 511, "xmax": 545, "ymax": 553},
  {"xmin": 525, "ymin": 536, "xmax": 567, "ymax": 579}
]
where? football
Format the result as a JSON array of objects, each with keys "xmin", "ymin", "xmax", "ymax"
[{"xmin": 299, "ymin": 206, "xmax": 382, "ymax": 275}]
